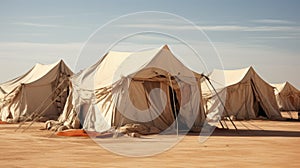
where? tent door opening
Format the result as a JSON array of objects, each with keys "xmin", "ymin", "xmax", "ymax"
[
  {"xmin": 257, "ymin": 102, "xmax": 267, "ymax": 118},
  {"xmin": 169, "ymin": 86, "xmax": 179, "ymax": 119},
  {"xmin": 78, "ymin": 102, "xmax": 90, "ymax": 129},
  {"xmin": 253, "ymin": 97, "xmax": 267, "ymax": 118},
  {"xmin": 168, "ymin": 86, "xmax": 188, "ymax": 130},
  {"xmin": 250, "ymin": 80, "xmax": 268, "ymax": 118}
]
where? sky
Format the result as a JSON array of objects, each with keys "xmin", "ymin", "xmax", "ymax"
[{"xmin": 0, "ymin": 0, "xmax": 299, "ymax": 88}]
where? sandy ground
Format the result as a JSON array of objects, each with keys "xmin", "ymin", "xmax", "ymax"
[{"xmin": 0, "ymin": 118, "xmax": 300, "ymax": 167}]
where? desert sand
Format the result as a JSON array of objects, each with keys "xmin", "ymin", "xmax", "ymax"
[{"xmin": 0, "ymin": 118, "xmax": 300, "ymax": 168}]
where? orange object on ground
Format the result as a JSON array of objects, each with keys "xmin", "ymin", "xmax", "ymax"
[
  {"xmin": 56, "ymin": 129, "xmax": 101, "ymax": 137},
  {"xmin": 0, "ymin": 121, "xmax": 10, "ymax": 124}
]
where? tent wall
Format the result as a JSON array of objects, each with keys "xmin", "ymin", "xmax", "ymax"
[
  {"xmin": 203, "ymin": 67, "xmax": 282, "ymax": 120},
  {"xmin": 275, "ymin": 82, "xmax": 300, "ymax": 111},
  {"xmin": 58, "ymin": 77, "xmax": 205, "ymax": 132},
  {"xmin": 21, "ymin": 84, "xmax": 57, "ymax": 119},
  {"xmin": 224, "ymin": 83, "xmax": 257, "ymax": 119},
  {"xmin": 53, "ymin": 45, "xmax": 206, "ymax": 133},
  {"xmin": 0, "ymin": 60, "xmax": 73, "ymax": 122},
  {"xmin": 249, "ymin": 75, "xmax": 281, "ymax": 119},
  {"xmin": 95, "ymin": 76, "xmax": 205, "ymax": 132},
  {"xmin": 112, "ymin": 79, "xmax": 175, "ymax": 131}
]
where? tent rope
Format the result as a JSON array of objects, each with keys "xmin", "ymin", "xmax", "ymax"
[
  {"xmin": 203, "ymin": 75, "xmax": 238, "ymax": 131},
  {"xmin": 20, "ymin": 86, "xmax": 69, "ymax": 132},
  {"xmin": 15, "ymin": 78, "xmax": 68, "ymax": 131}
]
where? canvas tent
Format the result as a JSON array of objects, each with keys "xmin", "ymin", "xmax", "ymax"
[
  {"xmin": 0, "ymin": 60, "xmax": 73, "ymax": 123},
  {"xmin": 273, "ymin": 82, "xmax": 300, "ymax": 111},
  {"xmin": 202, "ymin": 67, "xmax": 282, "ymax": 120},
  {"xmin": 53, "ymin": 45, "xmax": 206, "ymax": 133}
]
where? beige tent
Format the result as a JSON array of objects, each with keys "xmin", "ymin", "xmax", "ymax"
[
  {"xmin": 0, "ymin": 60, "xmax": 73, "ymax": 123},
  {"xmin": 202, "ymin": 67, "xmax": 282, "ymax": 120},
  {"xmin": 273, "ymin": 82, "xmax": 300, "ymax": 111},
  {"xmin": 54, "ymin": 45, "xmax": 206, "ymax": 133}
]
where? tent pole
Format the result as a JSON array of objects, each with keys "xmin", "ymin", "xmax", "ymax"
[{"xmin": 203, "ymin": 75, "xmax": 238, "ymax": 131}]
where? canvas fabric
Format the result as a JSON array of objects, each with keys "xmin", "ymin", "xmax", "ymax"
[
  {"xmin": 57, "ymin": 45, "xmax": 206, "ymax": 133},
  {"xmin": 202, "ymin": 67, "xmax": 282, "ymax": 120},
  {"xmin": 0, "ymin": 60, "xmax": 73, "ymax": 122},
  {"xmin": 273, "ymin": 82, "xmax": 300, "ymax": 111}
]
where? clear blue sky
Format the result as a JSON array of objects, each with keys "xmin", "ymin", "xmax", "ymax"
[{"xmin": 0, "ymin": 0, "xmax": 299, "ymax": 87}]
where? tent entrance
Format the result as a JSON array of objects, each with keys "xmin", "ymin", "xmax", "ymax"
[
  {"xmin": 250, "ymin": 80, "xmax": 268, "ymax": 118},
  {"xmin": 169, "ymin": 86, "xmax": 180, "ymax": 119},
  {"xmin": 168, "ymin": 86, "xmax": 189, "ymax": 130},
  {"xmin": 257, "ymin": 103, "xmax": 267, "ymax": 118},
  {"xmin": 253, "ymin": 98, "xmax": 267, "ymax": 118}
]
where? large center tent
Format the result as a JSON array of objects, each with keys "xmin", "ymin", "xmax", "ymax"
[{"xmin": 52, "ymin": 45, "xmax": 206, "ymax": 134}]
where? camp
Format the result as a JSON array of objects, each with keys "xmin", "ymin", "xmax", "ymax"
[
  {"xmin": 0, "ymin": 60, "xmax": 73, "ymax": 123},
  {"xmin": 273, "ymin": 82, "xmax": 300, "ymax": 111},
  {"xmin": 202, "ymin": 66, "xmax": 282, "ymax": 121},
  {"xmin": 51, "ymin": 45, "xmax": 206, "ymax": 134}
]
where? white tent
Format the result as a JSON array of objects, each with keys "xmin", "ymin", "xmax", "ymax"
[
  {"xmin": 0, "ymin": 60, "xmax": 73, "ymax": 122},
  {"xmin": 55, "ymin": 45, "xmax": 206, "ymax": 133},
  {"xmin": 273, "ymin": 82, "xmax": 300, "ymax": 111},
  {"xmin": 202, "ymin": 67, "xmax": 282, "ymax": 120}
]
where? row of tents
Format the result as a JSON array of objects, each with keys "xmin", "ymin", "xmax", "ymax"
[{"xmin": 0, "ymin": 45, "xmax": 299, "ymax": 133}]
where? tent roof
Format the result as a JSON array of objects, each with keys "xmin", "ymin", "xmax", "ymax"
[
  {"xmin": 202, "ymin": 67, "xmax": 252, "ymax": 93},
  {"xmin": 272, "ymin": 82, "xmax": 287, "ymax": 93},
  {"xmin": 202, "ymin": 66, "xmax": 275, "ymax": 94},
  {"xmin": 208, "ymin": 67, "xmax": 251, "ymax": 88},
  {"xmin": 93, "ymin": 45, "xmax": 201, "ymax": 89},
  {"xmin": 272, "ymin": 82, "xmax": 300, "ymax": 95},
  {"xmin": 0, "ymin": 60, "xmax": 72, "ymax": 95},
  {"xmin": 94, "ymin": 47, "xmax": 161, "ymax": 88}
]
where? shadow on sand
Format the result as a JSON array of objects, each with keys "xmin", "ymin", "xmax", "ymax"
[{"xmin": 188, "ymin": 128, "xmax": 300, "ymax": 137}]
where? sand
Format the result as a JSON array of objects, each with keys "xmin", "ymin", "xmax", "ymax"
[{"xmin": 0, "ymin": 119, "xmax": 300, "ymax": 168}]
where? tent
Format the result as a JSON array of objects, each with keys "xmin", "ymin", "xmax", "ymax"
[
  {"xmin": 0, "ymin": 60, "xmax": 73, "ymax": 122},
  {"xmin": 53, "ymin": 45, "xmax": 206, "ymax": 133},
  {"xmin": 202, "ymin": 67, "xmax": 282, "ymax": 120},
  {"xmin": 273, "ymin": 82, "xmax": 300, "ymax": 111}
]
